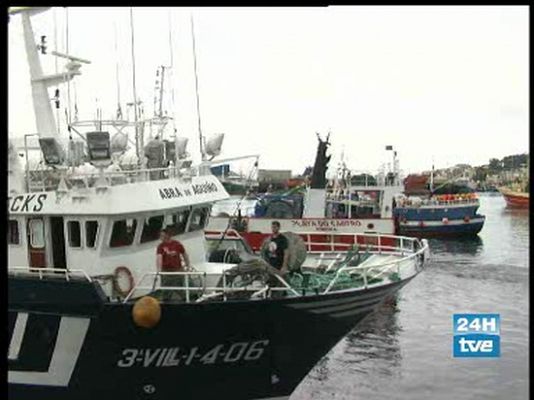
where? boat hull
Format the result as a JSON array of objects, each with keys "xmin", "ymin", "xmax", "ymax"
[
  {"xmin": 500, "ymin": 189, "xmax": 529, "ymax": 209},
  {"xmin": 399, "ymin": 222, "xmax": 484, "ymax": 238},
  {"xmin": 8, "ymin": 275, "xmax": 410, "ymax": 400},
  {"xmin": 394, "ymin": 205, "xmax": 480, "ymax": 220},
  {"xmin": 397, "ymin": 218, "xmax": 485, "ymax": 238},
  {"xmin": 393, "ymin": 202, "xmax": 485, "ymax": 238}
]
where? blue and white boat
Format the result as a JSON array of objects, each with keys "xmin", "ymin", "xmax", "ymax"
[{"xmin": 393, "ymin": 191, "xmax": 486, "ymax": 237}]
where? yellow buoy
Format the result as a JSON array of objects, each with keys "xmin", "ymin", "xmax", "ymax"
[{"xmin": 132, "ymin": 296, "xmax": 161, "ymax": 328}]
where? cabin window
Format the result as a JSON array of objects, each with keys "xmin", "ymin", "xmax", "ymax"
[
  {"xmin": 86, "ymin": 221, "xmax": 99, "ymax": 248},
  {"xmin": 141, "ymin": 215, "xmax": 164, "ymax": 243},
  {"xmin": 165, "ymin": 209, "xmax": 190, "ymax": 236},
  {"xmin": 28, "ymin": 219, "xmax": 45, "ymax": 249},
  {"xmin": 110, "ymin": 218, "xmax": 137, "ymax": 248},
  {"xmin": 188, "ymin": 207, "xmax": 210, "ymax": 232},
  {"xmin": 8, "ymin": 220, "xmax": 19, "ymax": 245},
  {"xmin": 68, "ymin": 221, "xmax": 82, "ymax": 248}
]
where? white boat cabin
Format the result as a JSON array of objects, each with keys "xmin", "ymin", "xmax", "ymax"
[{"xmin": 8, "ymin": 170, "xmax": 229, "ymax": 299}]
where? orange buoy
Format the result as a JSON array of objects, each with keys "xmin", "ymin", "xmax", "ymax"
[{"xmin": 132, "ymin": 296, "xmax": 162, "ymax": 328}]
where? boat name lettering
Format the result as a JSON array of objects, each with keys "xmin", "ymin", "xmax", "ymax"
[
  {"xmin": 159, "ymin": 187, "xmax": 184, "ymax": 199},
  {"xmin": 117, "ymin": 340, "xmax": 269, "ymax": 368},
  {"xmin": 290, "ymin": 219, "xmax": 362, "ymax": 229},
  {"xmin": 8, "ymin": 194, "xmax": 47, "ymax": 213},
  {"xmin": 158, "ymin": 182, "xmax": 219, "ymax": 200},
  {"xmin": 191, "ymin": 182, "xmax": 219, "ymax": 195}
]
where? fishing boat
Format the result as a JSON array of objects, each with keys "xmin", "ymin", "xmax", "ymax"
[
  {"xmin": 392, "ymin": 169, "xmax": 486, "ymax": 237},
  {"xmin": 499, "ymin": 183, "xmax": 529, "ymax": 209},
  {"xmin": 8, "ymin": 8, "xmax": 430, "ymax": 400},
  {"xmin": 393, "ymin": 192, "xmax": 486, "ymax": 237},
  {"xmin": 207, "ymin": 135, "xmax": 404, "ymax": 251}
]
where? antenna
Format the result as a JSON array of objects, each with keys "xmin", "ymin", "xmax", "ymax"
[
  {"xmin": 65, "ymin": 8, "xmax": 72, "ymax": 127},
  {"xmin": 191, "ymin": 15, "xmax": 204, "ymax": 161},
  {"xmin": 114, "ymin": 21, "xmax": 122, "ymax": 120},
  {"xmin": 154, "ymin": 65, "xmax": 165, "ymax": 118},
  {"xmin": 430, "ymin": 156, "xmax": 435, "ymax": 192},
  {"xmin": 168, "ymin": 12, "xmax": 177, "ymax": 131},
  {"xmin": 53, "ymin": 8, "xmax": 60, "ymax": 134},
  {"xmin": 73, "ymin": 81, "xmax": 78, "ymax": 121},
  {"xmin": 129, "ymin": 7, "xmax": 142, "ymax": 163}
]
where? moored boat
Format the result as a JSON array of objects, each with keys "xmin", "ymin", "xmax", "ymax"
[
  {"xmin": 393, "ymin": 193, "xmax": 486, "ymax": 237},
  {"xmin": 392, "ymin": 167, "xmax": 486, "ymax": 238},
  {"xmin": 207, "ymin": 135, "xmax": 403, "ymax": 251},
  {"xmin": 8, "ymin": 8, "xmax": 430, "ymax": 400},
  {"xmin": 499, "ymin": 186, "xmax": 529, "ymax": 209}
]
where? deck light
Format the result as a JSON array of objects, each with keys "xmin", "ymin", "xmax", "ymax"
[
  {"xmin": 38, "ymin": 137, "xmax": 65, "ymax": 165},
  {"xmin": 86, "ymin": 131, "xmax": 111, "ymax": 164}
]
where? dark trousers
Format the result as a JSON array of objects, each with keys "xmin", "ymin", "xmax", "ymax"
[{"xmin": 160, "ymin": 274, "xmax": 185, "ymax": 301}]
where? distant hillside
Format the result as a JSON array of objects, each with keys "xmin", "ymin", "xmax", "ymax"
[{"xmin": 485, "ymin": 153, "xmax": 528, "ymax": 173}]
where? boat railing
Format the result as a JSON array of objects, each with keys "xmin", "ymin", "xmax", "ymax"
[
  {"xmin": 25, "ymin": 164, "xmax": 197, "ymax": 192},
  {"xmin": 206, "ymin": 229, "xmax": 423, "ymax": 263},
  {"xmin": 322, "ymin": 238, "xmax": 429, "ymax": 293},
  {"xmin": 123, "ymin": 269, "xmax": 300, "ymax": 303},
  {"xmin": 7, "ymin": 266, "xmax": 93, "ymax": 282},
  {"xmin": 298, "ymin": 231, "xmax": 418, "ymax": 255},
  {"xmin": 398, "ymin": 198, "xmax": 479, "ymax": 207},
  {"xmin": 326, "ymin": 196, "xmax": 379, "ymax": 207}
]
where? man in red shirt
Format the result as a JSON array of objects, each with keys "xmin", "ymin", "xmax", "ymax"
[{"xmin": 156, "ymin": 227, "xmax": 191, "ymax": 301}]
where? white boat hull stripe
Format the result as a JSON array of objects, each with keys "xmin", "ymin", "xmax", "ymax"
[
  {"xmin": 401, "ymin": 217, "xmax": 485, "ymax": 227},
  {"xmin": 8, "ymin": 316, "xmax": 90, "ymax": 387},
  {"xmin": 8, "ymin": 312, "xmax": 28, "ymax": 361}
]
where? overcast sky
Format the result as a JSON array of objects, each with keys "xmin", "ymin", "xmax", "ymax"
[{"xmin": 8, "ymin": 6, "xmax": 529, "ymax": 175}]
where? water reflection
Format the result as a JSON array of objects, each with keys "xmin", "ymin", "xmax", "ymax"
[
  {"xmin": 306, "ymin": 300, "xmax": 402, "ymax": 383},
  {"xmin": 343, "ymin": 300, "xmax": 402, "ymax": 375},
  {"xmin": 428, "ymin": 236, "xmax": 484, "ymax": 256},
  {"xmin": 501, "ymin": 207, "xmax": 530, "ymax": 233}
]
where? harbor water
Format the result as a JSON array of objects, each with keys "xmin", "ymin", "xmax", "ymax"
[
  {"xmin": 292, "ymin": 194, "xmax": 529, "ymax": 400},
  {"xmin": 215, "ymin": 194, "xmax": 529, "ymax": 399}
]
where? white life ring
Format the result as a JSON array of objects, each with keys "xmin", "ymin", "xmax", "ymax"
[{"xmin": 113, "ymin": 266, "xmax": 135, "ymax": 297}]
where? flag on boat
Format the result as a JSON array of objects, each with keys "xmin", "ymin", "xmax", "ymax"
[{"xmin": 385, "ymin": 145, "xmax": 393, "ymax": 150}]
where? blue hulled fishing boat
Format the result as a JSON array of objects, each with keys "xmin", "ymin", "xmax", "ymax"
[{"xmin": 393, "ymin": 174, "xmax": 486, "ymax": 237}]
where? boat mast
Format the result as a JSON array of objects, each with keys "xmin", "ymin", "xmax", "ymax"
[
  {"xmin": 430, "ymin": 157, "xmax": 434, "ymax": 193},
  {"xmin": 14, "ymin": 7, "xmax": 87, "ymax": 139},
  {"xmin": 114, "ymin": 21, "xmax": 122, "ymax": 120},
  {"xmin": 168, "ymin": 11, "xmax": 180, "ymax": 166},
  {"xmin": 65, "ymin": 8, "xmax": 72, "ymax": 127},
  {"xmin": 129, "ymin": 7, "xmax": 143, "ymax": 163},
  {"xmin": 20, "ymin": 8, "xmax": 59, "ymax": 137},
  {"xmin": 168, "ymin": 12, "xmax": 176, "ymax": 132},
  {"xmin": 53, "ymin": 8, "xmax": 60, "ymax": 134},
  {"xmin": 191, "ymin": 15, "xmax": 205, "ymax": 161}
]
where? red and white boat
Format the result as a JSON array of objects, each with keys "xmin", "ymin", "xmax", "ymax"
[
  {"xmin": 206, "ymin": 136, "xmax": 404, "ymax": 252},
  {"xmin": 499, "ymin": 186, "xmax": 529, "ymax": 209}
]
